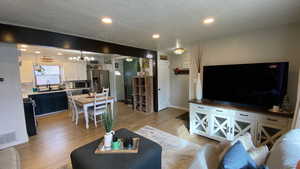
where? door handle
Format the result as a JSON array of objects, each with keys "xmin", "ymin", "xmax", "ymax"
[{"xmin": 158, "ymin": 88, "xmax": 161, "ymax": 91}]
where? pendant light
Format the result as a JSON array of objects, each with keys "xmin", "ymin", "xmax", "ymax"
[{"xmin": 174, "ymin": 39, "xmax": 185, "ymax": 55}]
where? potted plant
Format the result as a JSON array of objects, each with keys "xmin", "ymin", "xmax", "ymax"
[{"xmin": 102, "ymin": 111, "xmax": 115, "ymax": 148}]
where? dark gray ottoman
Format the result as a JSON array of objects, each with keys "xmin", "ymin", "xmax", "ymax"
[{"xmin": 71, "ymin": 128, "xmax": 162, "ymax": 169}]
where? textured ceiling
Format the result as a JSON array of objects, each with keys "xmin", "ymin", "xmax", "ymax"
[{"xmin": 1, "ymin": 0, "xmax": 300, "ymax": 51}]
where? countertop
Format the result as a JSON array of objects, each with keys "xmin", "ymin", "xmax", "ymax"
[
  {"xmin": 189, "ymin": 99, "xmax": 294, "ymax": 118},
  {"xmin": 22, "ymin": 87, "xmax": 90, "ymax": 98}
]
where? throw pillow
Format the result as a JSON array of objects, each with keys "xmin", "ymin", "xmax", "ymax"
[
  {"xmin": 219, "ymin": 132, "xmax": 255, "ymax": 162},
  {"xmin": 218, "ymin": 141, "xmax": 257, "ymax": 169},
  {"xmin": 248, "ymin": 145, "xmax": 269, "ymax": 166}
]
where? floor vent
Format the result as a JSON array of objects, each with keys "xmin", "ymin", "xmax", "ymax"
[{"xmin": 0, "ymin": 131, "xmax": 16, "ymax": 145}]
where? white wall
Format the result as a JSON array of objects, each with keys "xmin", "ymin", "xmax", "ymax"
[
  {"xmin": 0, "ymin": 43, "xmax": 28, "ymax": 149},
  {"xmin": 188, "ymin": 23, "xmax": 300, "ymax": 109},
  {"xmin": 169, "ymin": 53, "xmax": 190, "ymax": 109}
]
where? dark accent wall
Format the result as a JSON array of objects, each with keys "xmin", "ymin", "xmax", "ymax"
[{"xmin": 0, "ymin": 23, "xmax": 158, "ymax": 112}]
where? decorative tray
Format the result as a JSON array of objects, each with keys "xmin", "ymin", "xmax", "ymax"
[{"xmin": 94, "ymin": 137, "xmax": 140, "ymax": 154}]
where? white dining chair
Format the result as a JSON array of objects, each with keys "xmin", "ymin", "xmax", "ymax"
[
  {"xmin": 89, "ymin": 92, "xmax": 108, "ymax": 127},
  {"xmin": 69, "ymin": 97, "xmax": 85, "ymax": 125},
  {"xmin": 103, "ymin": 88, "xmax": 109, "ymax": 95},
  {"xmin": 66, "ymin": 90, "xmax": 76, "ymax": 122}
]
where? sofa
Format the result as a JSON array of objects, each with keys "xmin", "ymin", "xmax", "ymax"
[
  {"xmin": 0, "ymin": 147, "xmax": 21, "ymax": 169},
  {"xmin": 189, "ymin": 129, "xmax": 300, "ymax": 169}
]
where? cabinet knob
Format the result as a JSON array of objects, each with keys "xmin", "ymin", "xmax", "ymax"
[{"xmin": 216, "ymin": 109, "xmax": 223, "ymax": 112}]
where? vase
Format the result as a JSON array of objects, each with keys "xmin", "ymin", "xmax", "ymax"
[
  {"xmin": 196, "ymin": 73, "xmax": 202, "ymax": 100},
  {"xmin": 104, "ymin": 130, "xmax": 115, "ymax": 148}
]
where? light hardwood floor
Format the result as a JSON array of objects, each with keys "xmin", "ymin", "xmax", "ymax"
[{"xmin": 16, "ymin": 102, "xmax": 216, "ymax": 169}]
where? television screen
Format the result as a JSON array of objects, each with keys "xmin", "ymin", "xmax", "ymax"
[
  {"xmin": 35, "ymin": 65, "xmax": 61, "ymax": 86},
  {"xmin": 202, "ymin": 62, "xmax": 289, "ymax": 109}
]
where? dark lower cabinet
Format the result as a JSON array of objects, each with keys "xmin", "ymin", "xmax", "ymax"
[
  {"xmin": 29, "ymin": 91, "xmax": 68, "ymax": 116},
  {"xmin": 23, "ymin": 98, "xmax": 37, "ymax": 137}
]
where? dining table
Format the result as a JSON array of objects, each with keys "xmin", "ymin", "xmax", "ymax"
[{"xmin": 71, "ymin": 94, "xmax": 115, "ymax": 129}]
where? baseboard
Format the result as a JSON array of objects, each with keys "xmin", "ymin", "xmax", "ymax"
[
  {"xmin": 0, "ymin": 139, "xmax": 28, "ymax": 149},
  {"xmin": 36, "ymin": 110, "xmax": 67, "ymax": 117},
  {"xmin": 169, "ymin": 105, "xmax": 189, "ymax": 111}
]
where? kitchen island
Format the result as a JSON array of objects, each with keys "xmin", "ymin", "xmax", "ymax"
[{"xmin": 27, "ymin": 88, "xmax": 89, "ymax": 116}]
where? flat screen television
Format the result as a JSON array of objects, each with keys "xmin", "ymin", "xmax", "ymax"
[{"xmin": 202, "ymin": 62, "xmax": 289, "ymax": 109}]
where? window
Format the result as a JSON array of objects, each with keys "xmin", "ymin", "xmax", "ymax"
[{"xmin": 34, "ymin": 65, "xmax": 61, "ymax": 86}]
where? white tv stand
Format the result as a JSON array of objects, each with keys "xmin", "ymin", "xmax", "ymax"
[{"xmin": 189, "ymin": 99, "xmax": 293, "ymax": 148}]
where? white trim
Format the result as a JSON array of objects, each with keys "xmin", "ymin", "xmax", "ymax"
[
  {"xmin": 0, "ymin": 139, "xmax": 28, "ymax": 149},
  {"xmin": 36, "ymin": 110, "xmax": 67, "ymax": 117},
  {"xmin": 169, "ymin": 105, "xmax": 189, "ymax": 111}
]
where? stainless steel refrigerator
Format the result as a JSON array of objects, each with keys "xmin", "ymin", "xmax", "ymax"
[{"xmin": 88, "ymin": 70, "xmax": 110, "ymax": 93}]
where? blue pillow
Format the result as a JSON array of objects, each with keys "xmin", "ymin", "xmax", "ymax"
[{"xmin": 218, "ymin": 141, "xmax": 257, "ymax": 169}]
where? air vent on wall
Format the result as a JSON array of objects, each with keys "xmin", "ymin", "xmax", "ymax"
[{"xmin": 0, "ymin": 131, "xmax": 16, "ymax": 145}]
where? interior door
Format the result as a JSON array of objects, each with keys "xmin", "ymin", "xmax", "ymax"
[{"xmin": 158, "ymin": 60, "xmax": 170, "ymax": 111}]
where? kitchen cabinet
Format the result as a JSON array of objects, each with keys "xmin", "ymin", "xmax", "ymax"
[
  {"xmin": 63, "ymin": 62, "xmax": 87, "ymax": 81},
  {"xmin": 20, "ymin": 60, "xmax": 34, "ymax": 83},
  {"xmin": 190, "ymin": 102, "xmax": 292, "ymax": 148},
  {"xmin": 29, "ymin": 91, "xmax": 68, "ymax": 116}
]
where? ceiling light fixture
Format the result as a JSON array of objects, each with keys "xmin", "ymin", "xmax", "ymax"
[
  {"xmin": 101, "ymin": 17, "xmax": 112, "ymax": 24},
  {"xmin": 20, "ymin": 44, "xmax": 28, "ymax": 48},
  {"xmin": 174, "ymin": 48, "xmax": 185, "ymax": 55},
  {"xmin": 203, "ymin": 17, "xmax": 215, "ymax": 24},
  {"xmin": 152, "ymin": 34, "xmax": 160, "ymax": 39},
  {"xmin": 35, "ymin": 51, "xmax": 41, "ymax": 54},
  {"xmin": 173, "ymin": 39, "xmax": 185, "ymax": 55},
  {"xmin": 57, "ymin": 52, "xmax": 63, "ymax": 55},
  {"xmin": 19, "ymin": 48, "xmax": 27, "ymax": 52},
  {"xmin": 126, "ymin": 57, "xmax": 133, "ymax": 62}
]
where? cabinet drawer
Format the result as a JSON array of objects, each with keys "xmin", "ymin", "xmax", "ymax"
[
  {"xmin": 212, "ymin": 108, "xmax": 233, "ymax": 116},
  {"xmin": 260, "ymin": 115, "xmax": 290, "ymax": 125},
  {"xmin": 234, "ymin": 111, "xmax": 256, "ymax": 119},
  {"xmin": 190, "ymin": 103, "xmax": 212, "ymax": 113}
]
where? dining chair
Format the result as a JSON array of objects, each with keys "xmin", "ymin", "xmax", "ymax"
[
  {"xmin": 66, "ymin": 90, "xmax": 76, "ymax": 122},
  {"xmin": 103, "ymin": 88, "xmax": 109, "ymax": 95},
  {"xmin": 70, "ymin": 97, "xmax": 85, "ymax": 125},
  {"xmin": 89, "ymin": 92, "xmax": 108, "ymax": 127}
]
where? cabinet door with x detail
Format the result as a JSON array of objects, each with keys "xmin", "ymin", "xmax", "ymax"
[
  {"xmin": 211, "ymin": 113, "xmax": 232, "ymax": 141},
  {"xmin": 191, "ymin": 111, "xmax": 210, "ymax": 136}
]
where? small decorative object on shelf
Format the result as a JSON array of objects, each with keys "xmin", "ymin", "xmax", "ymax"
[
  {"xmin": 281, "ymin": 94, "xmax": 291, "ymax": 112},
  {"xmin": 111, "ymin": 136, "xmax": 121, "ymax": 150},
  {"xmin": 102, "ymin": 112, "xmax": 115, "ymax": 148},
  {"xmin": 95, "ymin": 137, "xmax": 140, "ymax": 154},
  {"xmin": 174, "ymin": 68, "xmax": 189, "ymax": 75}
]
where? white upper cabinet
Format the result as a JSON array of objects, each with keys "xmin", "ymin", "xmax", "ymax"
[
  {"xmin": 63, "ymin": 62, "xmax": 87, "ymax": 81},
  {"xmin": 20, "ymin": 60, "xmax": 34, "ymax": 83},
  {"xmin": 76, "ymin": 62, "xmax": 87, "ymax": 80}
]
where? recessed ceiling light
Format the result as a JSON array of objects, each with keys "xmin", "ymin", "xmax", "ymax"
[
  {"xmin": 101, "ymin": 17, "xmax": 112, "ymax": 24},
  {"xmin": 152, "ymin": 34, "xmax": 160, "ymax": 39},
  {"xmin": 203, "ymin": 17, "xmax": 215, "ymax": 24},
  {"xmin": 35, "ymin": 51, "xmax": 41, "ymax": 54},
  {"xmin": 19, "ymin": 48, "xmax": 27, "ymax": 51},
  {"xmin": 57, "ymin": 52, "xmax": 63, "ymax": 55},
  {"xmin": 20, "ymin": 44, "xmax": 28, "ymax": 48}
]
